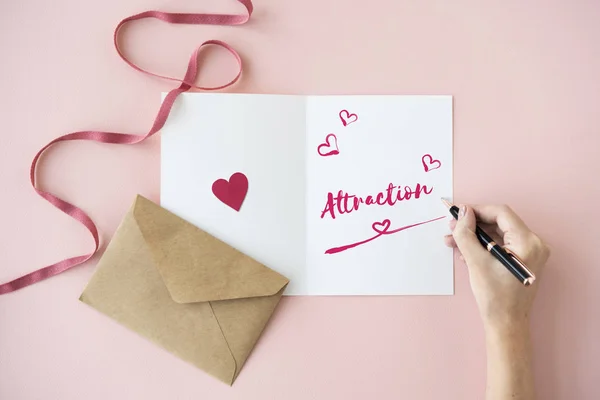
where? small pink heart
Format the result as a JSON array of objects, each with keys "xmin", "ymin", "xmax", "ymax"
[
  {"xmin": 211, "ymin": 172, "xmax": 248, "ymax": 211},
  {"xmin": 339, "ymin": 109, "xmax": 358, "ymax": 126},
  {"xmin": 422, "ymin": 154, "xmax": 442, "ymax": 172},
  {"xmin": 317, "ymin": 134, "xmax": 340, "ymax": 157},
  {"xmin": 372, "ymin": 219, "xmax": 391, "ymax": 234}
]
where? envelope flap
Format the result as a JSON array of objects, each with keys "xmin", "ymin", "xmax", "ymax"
[{"xmin": 132, "ymin": 196, "xmax": 289, "ymax": 304}]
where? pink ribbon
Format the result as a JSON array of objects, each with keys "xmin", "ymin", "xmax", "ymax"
[{"xmin": 0, "ymin": 0, "xmax": 253, "ymax": 295}]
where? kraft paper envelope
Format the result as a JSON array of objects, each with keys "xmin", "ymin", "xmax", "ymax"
[{"xmin": 79, "ymin": 195, "xmax": 289, "ymax": 385}]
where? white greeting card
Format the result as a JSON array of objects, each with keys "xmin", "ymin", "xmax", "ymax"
[{"xmin": 161, "ymin": 94, "xmax": 453, "ymax": 295}]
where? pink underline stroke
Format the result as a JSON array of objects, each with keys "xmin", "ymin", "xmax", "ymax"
[
  {"xmin": 324, "ymin": 216, "xmax": 446, "ymax": 255},
  {"xmin": 0, "ymin": 0, "xmax": 253, "ymax": 295}
]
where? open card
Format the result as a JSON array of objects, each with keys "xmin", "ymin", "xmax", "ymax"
[{"xmin": 161, "ymin": 94, "xmax": 453, "ymax": 295}]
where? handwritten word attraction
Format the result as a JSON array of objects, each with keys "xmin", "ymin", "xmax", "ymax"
[{"xmin": 320, "ymin": 182, "xmax": 433, "ymax": 219}]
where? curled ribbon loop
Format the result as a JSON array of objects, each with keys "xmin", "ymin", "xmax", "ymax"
[{"xmin": 0, "ymin": 0, "xmax": 253, "ymax": 295}]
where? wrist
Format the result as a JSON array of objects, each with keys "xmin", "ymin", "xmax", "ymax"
[
  {"xmin": 484, "ymin": 317, "xmax": 531, "ymax": 344},
  {"xmin": 483, "ymin": 316, "xmax": 535, "ymax": 400}
]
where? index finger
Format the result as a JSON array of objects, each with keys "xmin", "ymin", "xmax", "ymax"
[{"xmin": 469, "ymin": 204, "xmax": 531, "ymax": 236}]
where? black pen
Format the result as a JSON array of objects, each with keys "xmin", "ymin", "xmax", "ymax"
[{"xmin": 441, "ymin": 199, "xmax": 536, "ymax": 286}]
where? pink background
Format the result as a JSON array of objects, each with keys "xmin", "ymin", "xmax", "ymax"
[{"xmin": 1, "ymin": 0, "xmax": 599, "ymax": 398}]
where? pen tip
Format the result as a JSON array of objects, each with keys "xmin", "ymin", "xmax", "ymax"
[{"xmin": 440, "ymin": 198, "xmax": 452, "ymax": 208}]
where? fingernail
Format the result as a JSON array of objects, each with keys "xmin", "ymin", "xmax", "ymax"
[{"xmin": 458, "ymin": 206, "xmax": 466, "ymax": 219}]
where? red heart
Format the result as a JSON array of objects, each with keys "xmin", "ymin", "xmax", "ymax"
[
  {"xmin": 211, "ymin": 172, "xmax": 248, "ymax": 211},
  {"xmin": 317, "ymin": 134, "xmax": 340, "ymax": 157},
  {"xmin": 422, "ymin": 154, "xmax": 442, "ymax": 172},
  {"xmin": 372, "ymin": 219, "xmax": 391, "ymax": 234},
  {"xmin": 339, "ymin": 109, "xmax": 358, "ymax": 126}
]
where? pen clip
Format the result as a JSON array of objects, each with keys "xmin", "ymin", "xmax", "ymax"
[{"xmin": 503, "ymin": 247, "xmax": 536, "ymax": 286}]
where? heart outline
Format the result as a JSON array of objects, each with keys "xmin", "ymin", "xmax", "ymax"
[
  {"xmin": 422, "ymin": 154, "xmax": 442, "ymax": 172},
  {"xmin": 211, "ymin": 172, "xmax": 249, "ymax": 211},
  {"xmin": 317, "ymin": 134, "xmax": 340, "ymax": 157},
  {"xmin": 339, "ymin": 109, "xmax": 358, "ymax": 126},
  {"xmin": 372, "ymin": 219, "xmax": 391, "ymax": 234}
]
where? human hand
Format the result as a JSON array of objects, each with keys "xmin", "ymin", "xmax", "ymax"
[{"xmin": 444, "ymin": 205, "xmax": 550, "ymax": 331}]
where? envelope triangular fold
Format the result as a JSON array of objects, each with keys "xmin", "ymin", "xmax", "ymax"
[{"xmin": 132, "ymin": 195, "xmax": 289, "ymax": 303}]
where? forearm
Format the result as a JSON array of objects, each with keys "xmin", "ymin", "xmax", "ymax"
[{"xmin": 485, "ymin": 320, "xmax": 535, "ymax": 400}]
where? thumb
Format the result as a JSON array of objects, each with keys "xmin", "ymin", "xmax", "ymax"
[{"xmin": 452, "ymin": 205, "xmax": 489, "ymax": 266}]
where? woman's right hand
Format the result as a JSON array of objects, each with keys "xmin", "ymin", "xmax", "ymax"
[{"xmin": 444, "ymin": 204, "xmax": 550, "ymax": 330}]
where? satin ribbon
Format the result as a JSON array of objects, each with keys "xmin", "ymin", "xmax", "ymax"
[{"xmin": 0, "ymin": 0, "xmax": 253, "ymax": 295}]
